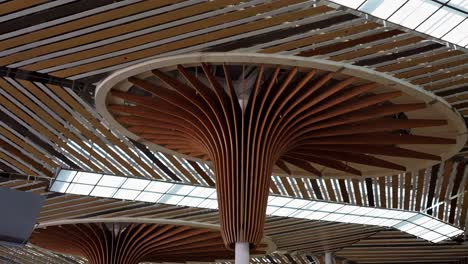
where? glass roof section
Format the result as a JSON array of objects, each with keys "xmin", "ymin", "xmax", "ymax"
[
  {"xmin": 49, "ymin": 169, "xmax": 464, "ymax": 243},
  {"xmin": 330, "ymin": 0, "xmax": 468, "ymax": 47}
]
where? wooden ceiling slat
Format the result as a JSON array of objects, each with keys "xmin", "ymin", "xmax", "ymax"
[
  {"xmin": 310, "ymin": 178, "xmax": 323, "ymax": 200},
  {"xmin": 3, "ymin": 80, "xmax": 123, "ymax": 175},
  {"xmin": 2, "ymin": 0, "xmax": 239, "ymax": 67},
  {"xmin": 262, "ymin": 22, "xmax": 381, "ymax": 54},
  {"xmin": 298, "ymin": 29, "xmax": 403, "ymax": 57},
  {"xmin": 0, "ymin": 0, "xmax": 47, "ymax": 16},
  {"xmin": 352, "ymin": 179, "xmax": 362, "ymax": 206},
  {"xmin": 392, "ymin": 175, "xmax": 399, "ymax": 209},
  {"xmin": 459, "ymin": 175, "xmax": 468, "ymax": 230},
  {"xmin": 379, "ymin": 176, "xmax": 387, "ymax": 208},
  {"xmin": 48, "ymin": 85, "xmax": 161, "ymax": 178},
  {"xmin": 21, "ymin": 80, "xmax": 144, "ymax": 177},
  {"xmin": 323, "ymin": 179, "xmax": 337, "ymax": 201},
  {"xmin": 404, "ymin": 172, "xmax": 411, "ymax": 210},
  {"xmin": 449, "ymin": 162, "xmax": 466, "ymax": 224},
  {"xmin": 426, "ymin": 164, "xmax": 440, "ymax": 215},
  {"xmin": 0, "ymin": 80, "xmax": 100, "ymax": 171},
  {"xmin": 0, "ymin": 138, "xmax": 52, "ymax": 176},
  {"xmin": 396, "ymin": 57, "xmax": 468, "ymax": 79},
  {"xmin": 0, "ymin": 0, "xmax": 183, "ymax": 52},
  {"xmin": 338, "ymin": 179, "xmax": 349, "ymax": 203},
  {"xmin": 437, "ymin": 161, "xmax": 454, "ymax": 220},
  {"xmin": 425, "ymin": 77, "xmax": 468, "ymax": 91},
  {"xmin": 295, "ymin": 178, "xmax": 310, "ymax": 199},
  {"xmin": 412, "ymin": 68, "xmax": 468, "ymax": 85},
  {"xmin": 52, "ymin": 3, "xmax": 327, "ymax": 78},
  {"xmin": 415, "ymin": 169, "xmax": 426, "ymax": 211},
  {"xmin": 331, "ymin": 36, "xmax": 424, "ymax": 62},
  {"xmin": 280, "ymin": 176, "xmax": 295, "ymax": 197},
  {"xmin": 163, "ymin": 154, "xmax": 199, "ymax": 184},
  {"xmin": 0, "ymin": 126, "xmax": 57, "ymax": 168}
]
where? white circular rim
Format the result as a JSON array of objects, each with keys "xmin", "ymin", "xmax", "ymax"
[{"xmin": 95, "ymin": 52, "xmax": 467, "ymax": 176}]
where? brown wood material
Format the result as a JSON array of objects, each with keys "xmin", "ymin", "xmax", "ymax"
[
  {"xmin": 108, "ymin": 63, "xmax": 453, "ymax": 248},
  {"xmin": 30, "ymin": 222, "xmax": 267, "ymax": 264}
]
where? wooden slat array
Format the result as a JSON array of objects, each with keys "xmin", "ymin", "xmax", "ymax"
[
  {"xmin": 0, "ymin": 0, "xmax": 463, "ymax": 103},
  {"xmin": 30, "ymin": 221, "xmax": 267, "ymax": 264},
  {"xmin": 108, "ymin": 62, "xmax": 454, "ymax": 248},
  {"xmin": 337, "ymin": 230, "xmax": 468, "ymax": 263},
  {"xmin": 0, "ymin": 1, "xmax": 467, "ymax": 262},
  {"xmin": 1, "ymin": 175, "xmax": 468, "ymax": 263}
]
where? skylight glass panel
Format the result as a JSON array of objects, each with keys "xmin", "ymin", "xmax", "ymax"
[
  {"xmin": 378, "ymin": 209, "xmax": 403, "ymax": 219},
  {"xmin": 305, "ymin": 201, "xmax": 329, "ymax": 210},
  {"xmin": 90, "ymin": 186, "xmax": 117, "ymax": 198},
  {"xmin": 266, "ymin": 206, "xmax": 280, "ymax": 215},
  {"xmin": 433, "ymin": 225, "xmax": 462, "ymax": 236},
  {"xmin": 199, "ymin": 199, "xmax": 218, "ymax": 209},
  {"xmin": 145, "ymin": 181, "xmax": 173, "ymax": 193},
  {"xmin": 113, "ymin": 189, "xmax": 140, "ymax": 200},
  {"xmin": 330, "ymin": 0, "xmax": 467, "ymax": 47},
  {"xmin": 121, "ymin": 178, "xmax": 150, "ymax": 190},
  {"xmin": 56, "ymin": 170, "xmax": 76, "ymax": 182},
  {"xmin": 442, "ymin": 19, "xmax": 468, "ymax": 46},
  {"xmin": 359, "ymin": 0, "xmax": 408, "ymax": 19},
  {"xmin": 73, "ymin": 172, "xmax": 102, "ymax": 185},
  {"xmin": 189, "ymin": 186, "xmax": 215, "ymax": 198},
  {"xmin": 366, "ymin": 217, "xmax": 389, "ymax": 226},
  {"xmin": 158, "ymin": 194, "xmax": 184, "ymax": 205},
  {"xmin": 50, "ymin": 181, "xmax": 69, "ymax": 193},
  {"xmin": 417, "ymin": 6, "xmax": 465, "ymax": 37},
  {"xmin": 366, "ymin": 208, "xmax": 389, "ymax": 217},
  {"xmin": 419, "ymin": 231, "xmax": 445, "ymax": 241},
  {"xmin": 318, "ymin": 203, "xmax": 344, "ymax": 213},
  {"xmin": 322, "ymin": 213, "xmax": 346, "ymax": 222},
  {"xmin": 67, "ymin": 183, "xmax": 94, "ymax": 195},
  {"xmin": 289, "ymin": 210, "xmax": 312, "ymax": 219},
  {"xmin": 405, "ymin": 225, "xmax": 427, "ymax": 236},
  {"xmin": 397, "ymin": 211, "xmax": 418, "ymax": 220},
  {"xmin": 389, "ymin": 0, "xmax": 441, "ymax": 29},
  {"xmin": 449, "ymin": 0, "xmax": 468, "ymax": 12},
  {"xmin": 349, "ymin": 207, "xmax": 374, "ymax": 216},
  {"xmin": 409, "ymin": 214, "xmax": 432, "ymax": 225},
  {"xmin": 330, "ymin": 0, "xmax": 366, "ymax": 9},
  {"xmin": 306, "ymin": 211, "xmax": 329, "ymax": 220},
  {"xmin": 178, "ymin": 196, "xmax": 204, "ymax": 207},
  {"xmin": 422, "ymin": 219, "xmax": 444, "ymax": 229},
  {"xmin": 269, "ymin": 197, "xmax": 294, "ymax": 207},
  {"xmin": 49, "ymin": 169, "xmax": 465, "ymax": 244},
  {"xmin": 431, "ymin": 236, "xmax": 448, "ymax": 243},
  {"xmin": 395, "ymin": 222, "xmax": 418, "ymax": 232},
  {"xmin": 285, "ymin": 199, "xmax": 310, "ymax": 209},
  {"xmin": 273, "ymin": 208, "xmax": 297, "ymax": 217},
  {"xmin": 335, "ymin": 205, "xmax": 360, "ymax": 214},
  {"xmin": 98, "ymin": 175, "xmax": 126, "ymax": 187},
  {"xmin": 135, "ymin": 191, "xmax": 162, "ymax": 203},
  {"xmin": 337, "ymin": 214, "xmax": 359, "ymax": 223},
  {"xmin": 167, "ymin": 185, "xmax": 195, "ymax": 195}
]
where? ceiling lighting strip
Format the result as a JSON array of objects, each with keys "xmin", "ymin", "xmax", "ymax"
[{"xmin": 50, "ymin": 169, "xmax": 463, "ymax": 243}]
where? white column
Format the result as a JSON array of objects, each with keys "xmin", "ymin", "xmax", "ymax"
[
  {"xmin": 235, "ymin": 242, "xmax": 249, "ymax": 264},
  {"xmin": 325, "ymin": 251, "xmax": 335, "ymax": 264}
]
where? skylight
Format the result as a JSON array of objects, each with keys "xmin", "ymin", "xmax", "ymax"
[
  {"xmin": 330, "ymin": 0, "xmax": 468, "ymax": 48},
  {"xmin": 50, "ymin": 169, "xmax": 464, "ymax": 243}
]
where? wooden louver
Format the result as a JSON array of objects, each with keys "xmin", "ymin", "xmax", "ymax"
[
  {"xmin": 108, "ymin": 63, "xmax": 454, "ymax": 248},
  {"xmin": 30, "ymin": 222, "xmax": 267, "ymax": 264}
]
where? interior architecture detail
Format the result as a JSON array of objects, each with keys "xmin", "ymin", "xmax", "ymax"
[
  {"xmin": 30, "ymin": 218, "xmax": 272, "ymax": 264},
  {"xmin": 0, "ymin": 0, "xmax": 467, "ymax": 263}
]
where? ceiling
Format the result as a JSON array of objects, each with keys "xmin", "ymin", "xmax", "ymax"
[{"xmin": 0, "ymin": 0, "xmax": 467, "ymax": 263}]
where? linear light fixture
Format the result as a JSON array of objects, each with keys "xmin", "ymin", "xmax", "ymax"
[{"xmin": 50, "ymin": 169, "xmax": 463, "ymax": 243}]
